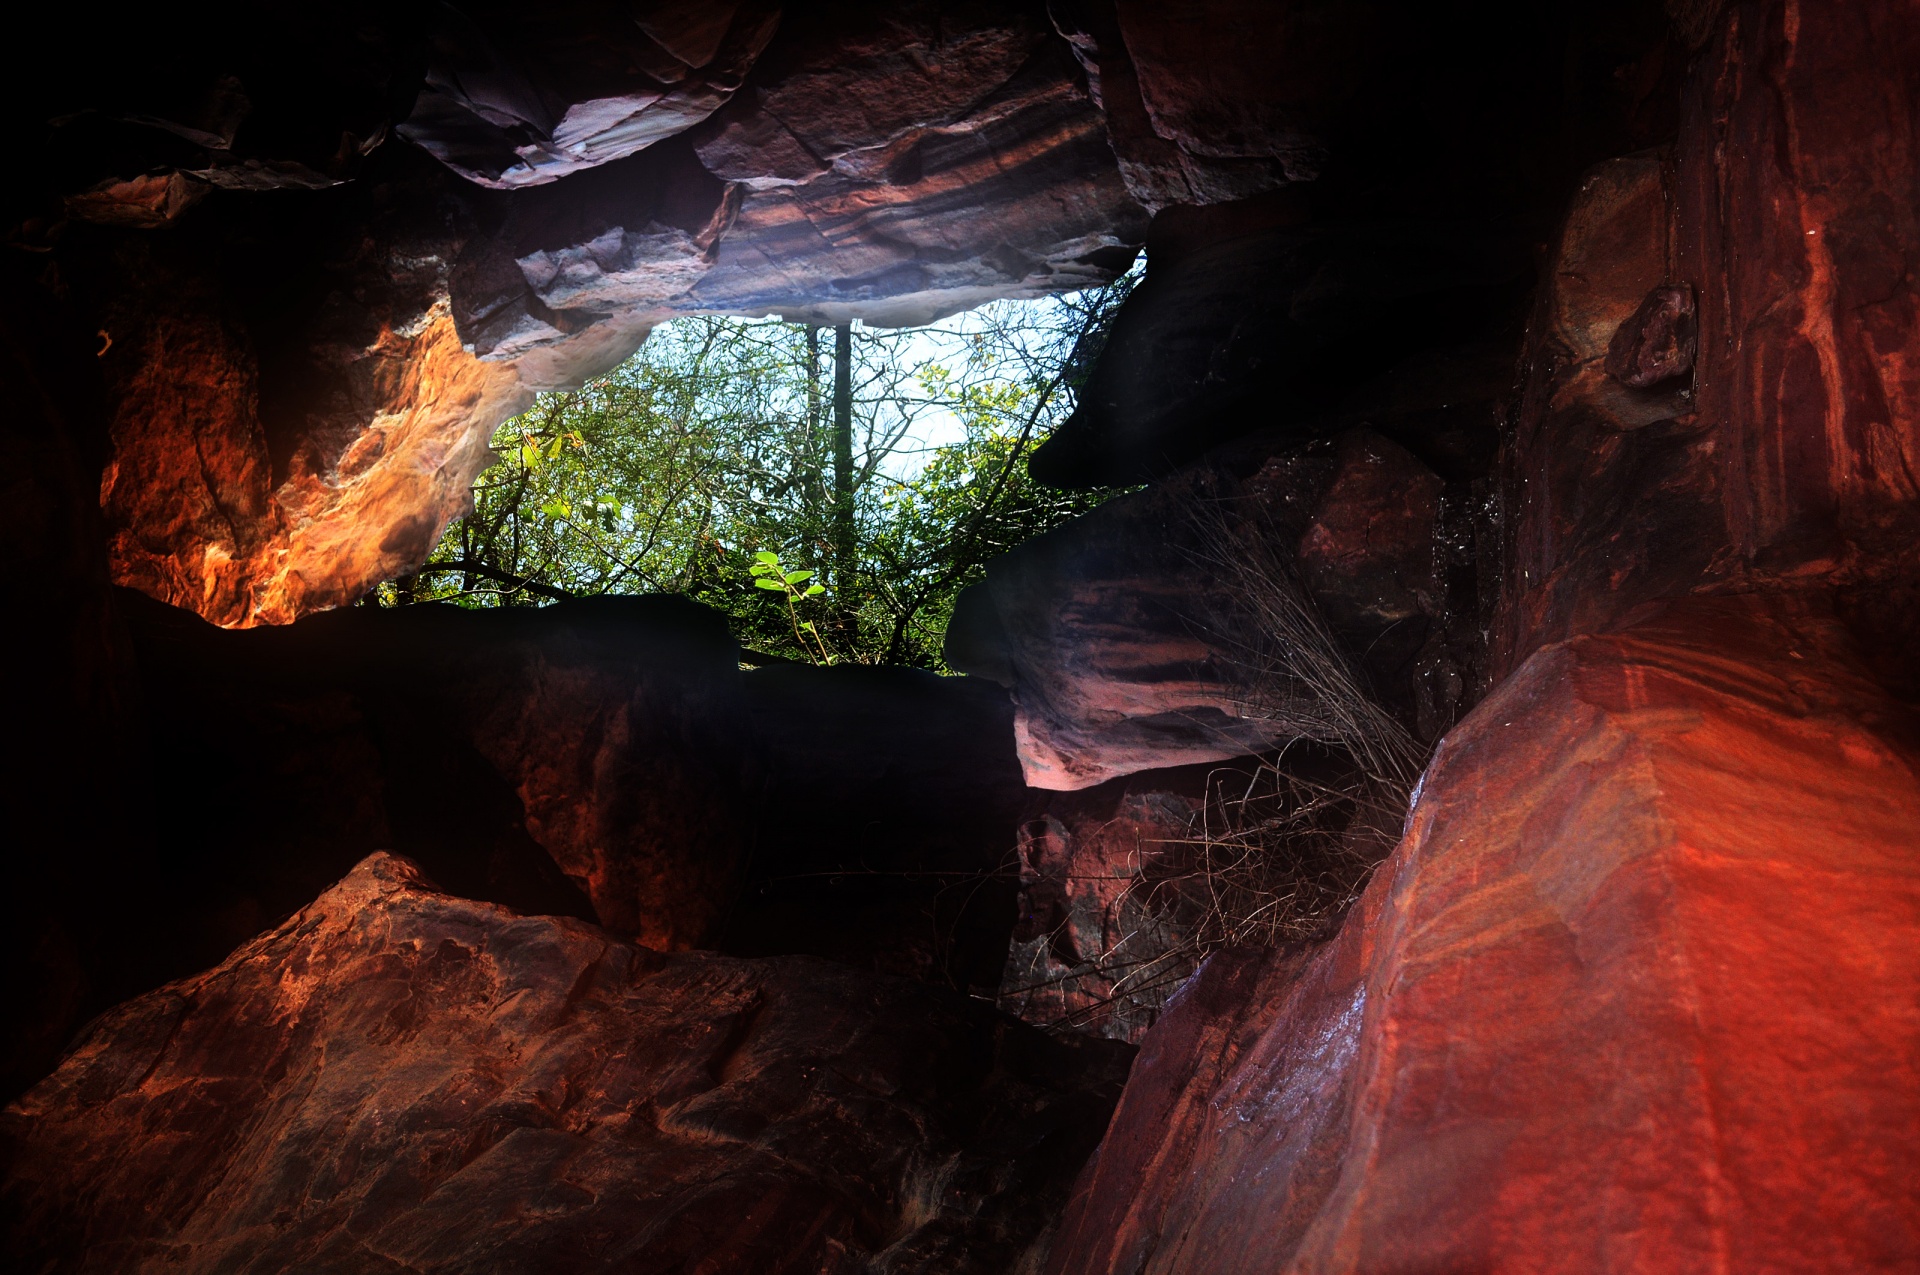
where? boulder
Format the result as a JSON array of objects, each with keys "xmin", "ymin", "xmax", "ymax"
[
  {"xmin": 949, "ymin": 427, "xmax": 1445, "ymax": 789},
  {"xmin": 997, "ymin": 765, "xmax": 1217, "ymax": 1043},
  {"xmin": 1, "ymin": 853, "xmax": 1134, "ymax": 1275},
  {"xmin": 78, "ymin": 591, "xmax": 1031, "ymax": 1062},
  {"xmin": 1494, "ymin": 0, "xmax": 1920, "ymax": 686},
  {"xmin": 1027, "ymin": 205, "xmax": 1529, "ymax": 488},
  {"xmin": 722, "ymin": 665, "xmax": 1031, "ymax": 992},
  {"xmin": 1045, "ymin": 596, "xmax": 1920, "ymax": 1274}
]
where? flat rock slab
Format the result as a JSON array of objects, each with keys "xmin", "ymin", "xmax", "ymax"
[{"xmin": 1, "ymin": 854, "xmax": 1131, "ymax": 1274}]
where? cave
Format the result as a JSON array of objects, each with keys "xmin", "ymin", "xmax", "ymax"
[{"xmin": 3, "ymin": 1, "xmax": 1917, "ymax": 1271}]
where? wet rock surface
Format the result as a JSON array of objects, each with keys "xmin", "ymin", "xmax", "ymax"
[
  {"xmin": 1046, "ymin": 597, "xmax": 1920, "ymax": 1274},
  {"xmin": 1, "ymin": 853, "xmax": 1133, "ymax": 1275}
]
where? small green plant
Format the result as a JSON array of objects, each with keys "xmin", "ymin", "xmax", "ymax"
[{"xmin": 749, "ymin": 550, "xmax": 833, "ymax": 663}]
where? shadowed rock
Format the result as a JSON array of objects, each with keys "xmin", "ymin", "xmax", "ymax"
[{"xmin": 1, "ymin": 853, "xmax": 1133, "ymax": 1275}]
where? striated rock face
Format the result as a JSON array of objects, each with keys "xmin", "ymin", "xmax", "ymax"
[
  {"xmin": 948, "ymin": 427, "xmax": 1446, "ymax": 789},
  {"xmin": 399, "ymin": 1, "xmax": 782, "ymax": 190},
  {"xmin": 87, "ymin": 174, "xmax": 533, "ymax": 628},
  {"xmin": 1495, "ymin": 0, "xmax": 1920, "ymax": 684},
  {"xmin": 1046, "ymin": 596, "xmax": 1920, "ymax": 1274},
  {"xmin": 1042, "ymin": 3, "xmax": 1920, "ymax": 1267},
  {"xmin": 1, "ymin": 853, "xmax": 1133, "ymax": 1275},
  {"xmin": 29, "ymin": 1, "xmax": 1149, "ymax": 629}
]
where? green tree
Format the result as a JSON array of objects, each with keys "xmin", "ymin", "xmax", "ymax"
[{"xmin": 385, "ymin": 272, "xmax": 1138, "ymax": 668}]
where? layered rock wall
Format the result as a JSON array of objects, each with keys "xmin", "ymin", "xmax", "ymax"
[
  {"xmin": 1041, "ymin": 1, "xmax": 1920, "ymax": 1269},
  {"xmin": 1047, "ymin": 597, "xmax": 1920, "ymax": 1273}
]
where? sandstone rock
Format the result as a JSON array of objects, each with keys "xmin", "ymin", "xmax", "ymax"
[
  {"xmin": 1027, "ymin": 206, "xmax": 1529, "ymax": 488},
  {"xmin": 1, "ymin": 853, "xmax": 1134, "ymax": 1275},
  {"xmin": 87, "ymin": 167, "xmax": 534, "ymax": 629},
  {"xmin": 998, "ymin": 766, "xmax": 1216, "ymax": 1043},
  {"xmin": 398, "ymin": 0, "xmax": 781, "ymax": 189},
  {"xmin": 1113, "ymin": 0, "xmax": 1348, "ymax": 179},
  {"xmin": 1495, "ymin": 0, "xmax": 1920, "ymax": 684},
  {"xmin": 449, "ymin": 137, "xmax": 741, "ymax": 368},
  {"xmin": 687, "ymin": 38, "xmax": 1147, "ymax": 326},
  {"xmin": 1046, "ymin": 596, "xmax": 1920, "ymax": 1273},
  {"xmin": 110, "ymin": 592, "xmax": 1031, "ymax": 1014},
  {"xmin": 950, "ymin": 428, "xmax": 1443, "ymax": 789},
  {"xmin": 1046, "ymin": 0, "xmax": 1286, "ymax": 212},
  {"xmin": 694, "ymin": 0, "xmax": 1053, "ymax": 179}
]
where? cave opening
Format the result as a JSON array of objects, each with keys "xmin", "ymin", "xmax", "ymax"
[{"xmin": 370, "ymin": 277, "xmax": 1138, "ymax": 673}]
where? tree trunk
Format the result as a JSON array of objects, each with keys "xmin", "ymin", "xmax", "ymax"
[
  {"xmin": 831, "ymin": 322, "xmax": 856, "ymax": 631},
  {"xmin": 804, "ymin": 325, "xmax": 824, "ymax": 508}
]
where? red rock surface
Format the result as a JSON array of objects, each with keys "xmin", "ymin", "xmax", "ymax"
[
  {"xmin": 1, "ymin": 853, "xmax": 1132, "ymax": 1275},
  {"xmin": 1046, "ymin": 595, "xmax": 1920, "ymax": 1273},
  {"xmin": 1495, "ymin": 0, "xmax": 1920, "ymax": 683},
  {"xmin": 93, "ymin": 205, "xmax": 532, "ymax": 629},
  {"xmin": 948, "ymin": 428, "xmax": 1444, "ymax": 789},
  {"xmin": 998, "ymin": 774, "xmax": 1207, "ymax": 1043}
]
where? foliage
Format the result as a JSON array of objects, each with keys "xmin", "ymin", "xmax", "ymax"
[{"xmin": 384, "ymin": 274, "xmax": 1138, "ymax": 668}]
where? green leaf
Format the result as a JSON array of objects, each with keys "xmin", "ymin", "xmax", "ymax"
[
  {"xmin": 754, "ymin": 550, "xmax": 780, "ymax": 564},
  {"xmin": 783, "ymin": 569, "xmax": 814, "ymax": 584},
  {"xmin": 749, "ymin": 563, "xmax": 774, "ymax": 576},
  {"xmin": 753, "ymin": 577, "xmax": 788, "ymax": 592},
  {"xmin": 803, "ymin": 583, "xmax": 826, "ymax": 596}
]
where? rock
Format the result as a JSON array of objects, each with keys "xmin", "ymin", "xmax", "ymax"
[
  {"xmin": 449, "ymin": 137, "xmax": 741, "ymax": 367},
  {"xmin": 1045, "ymin": 595, "xmax": 1920, "ymax": 1274},
  {"xmin": 1112, "ymin": 0, "xmax": 1343, "ymax": 180},
  {"xmin": 694, "ymin": 0, "xmax": 1054, "ymax": 179},
  {"xmin": 1027, "ymin": 206, "xmax": 1530, "ymax": 488},
  {"xmin": 949, "ymin": 428, "xmax": 1444, "ymax": 789},
  {"xmin": 93, "ymin": 592, "xmax": 1031, "ymax": 1045},
  {"xmin": 1604, "ymin": 282, "xmax": 1697, "ymax": 388},
  {"xmin": 120, "ymin": 593, "xmax": 739, "ymax": 957},
  {"xmin": 998, "ymin": 765, "xmax": 1218, "ymax": 1043},
  {"xmin": 1497, "ymin": 0, "xmax": 1920, "ymax": 687},
  {"xmin": 686, "ymin": 36, "xmax": 1147, "ymax": 326},
  {"xmin": 1047, "ymin": 0, "xmax": 1288, "ymax": 212},
  {"xmin": 722, "ymin": 665, "xmax": 1032, "ymax": 992},
  {"xmin": 86, "ymin": 160, "xmax": 534, "ymax": 629},
  {"xmin": 398, "ymin": 0, "xmax": 782, "ymax": 190},
  {"xmin": 1, "ymin": 853, "xmax": 1134, "ymax": 1275}
]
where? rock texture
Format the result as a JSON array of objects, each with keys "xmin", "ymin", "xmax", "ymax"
[
  {"xmin": 84, "ymin": 590, "xmax": 1030, "ymax": 1060},
  {"xmin": 998, "ymin": 766, "xmax": 1215, "ymax": 1043},
  {"xmin": 1046, "ymin": 596, "xmax": 1920, "ymax": 1273},
  {"xmin": 1040, "ymin": 2, "xmax": 1920, "ymax": 1269},
  {"xmin": 1496, "ymin": 0, "xmax": 1920, "ymax": 685},
  {"xmin": 1027, "ymin": 202, "xmax": 1528, "ymax": 488},
  {"xmin": 948, "ymin": 427, "xmax": 1446, "ymax": 789},
  {"xmin": 18, "ymin": 1, "xmax": 1152, "ymax": 630},
  {"xmin": 399, "ymin": 1, "xmax": 782, "ymax": 189},
  {"xmin": 1, "ymin": 853, "xmax": 1133, "ymax": 1275}
]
